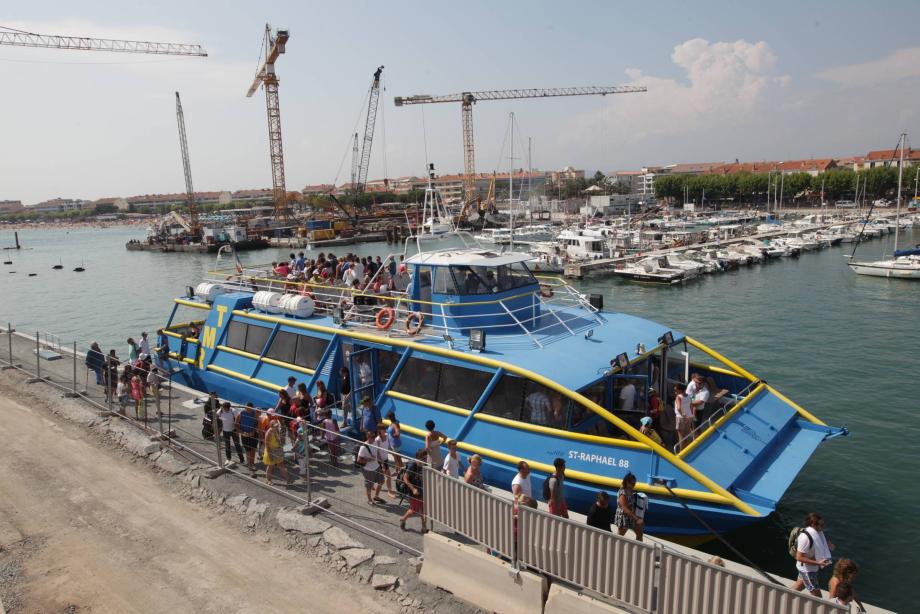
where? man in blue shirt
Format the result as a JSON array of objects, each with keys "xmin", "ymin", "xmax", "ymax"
[
  {"xmin": 360, "ymin": 396, "xmax": 380, "ymax": 435},
  {"xmin": 294, "ymin": 252, "xmax": 306, "ymax": 272}
]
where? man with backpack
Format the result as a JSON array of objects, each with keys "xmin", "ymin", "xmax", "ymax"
[{"xmin": 789, "ymin": 512, "xmax": 835, "ymax": 597}]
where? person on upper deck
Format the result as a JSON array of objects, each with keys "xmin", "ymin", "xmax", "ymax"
[{"xmin": 393, "ymin": 264, "xmax": 410, "ymax": 292}]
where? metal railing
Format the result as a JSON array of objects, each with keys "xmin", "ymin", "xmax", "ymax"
[
  {"xmin": 423, "ymin": 463, "xmax": 846, "ymax": 614},
  {"xmin": 518, "ymin": 504, "xmax": 656, "ymax": 611},
  {"xmin": 424, "ymin": 467, "xmax": 515, "ymax": 559},
  {"xmin": 658, "ymin": 549, "xmax": 845, "ymax": 614},
  {"xmin": 200, "ymin": 264, "xmax": 601, "ymax": 348},
  {"xmin": 673, "ymin": 378, "xmax": 762, "ymax": 454}
]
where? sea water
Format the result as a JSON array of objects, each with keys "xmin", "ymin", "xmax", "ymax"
[{"xmin": 2, "ymin": 225, "xmax": 917, "ymax": 611}]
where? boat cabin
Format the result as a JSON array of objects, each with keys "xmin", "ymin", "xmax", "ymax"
[{"xmin": 404, "ymin": 249, "xmax": 543, "ymax": 333}]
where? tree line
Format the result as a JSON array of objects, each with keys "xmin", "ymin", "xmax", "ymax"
[{"xmin": 654, "ymin": 166, "xmax": 920, "ymax": 204}]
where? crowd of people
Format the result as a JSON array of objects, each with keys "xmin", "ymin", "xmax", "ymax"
[
  {"xmin": 84, "ymin": 330, "xmax": 172, "ymax": 420},
  {"xmin": 265, "ymin": 251, "xmax": 411, "ymax": 297}
]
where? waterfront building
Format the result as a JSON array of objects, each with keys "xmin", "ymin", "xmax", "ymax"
[{"xmin": 0, "ymin": 199, "xmax": 24, "ymax": 213}]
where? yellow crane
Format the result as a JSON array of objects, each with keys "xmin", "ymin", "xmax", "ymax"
[
  {"xmin": 247, "ymin": 24, "xmax": 290, "ymax": 222},
  {"xmin": 395, "ymin": 85, "xmax": 646, "ymax": 204}
]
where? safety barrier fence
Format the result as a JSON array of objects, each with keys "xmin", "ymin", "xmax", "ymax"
[
  {"xmin": 423, "ymin": 465, "xmax": 846, "ymax": 614},
  {"xmin": 0, "ymin": 322, "xmax": 423, "ymax": 556}
]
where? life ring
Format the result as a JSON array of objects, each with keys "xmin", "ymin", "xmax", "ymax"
[
  {"xmin": 405, "ymin": 311, "xmax": 424, "ymax": 336},
  {"xmin": 540, "ymin": 284, "xmax": 554, "ymax": 298},
  {"xmin": 375, "ymin": 307, "xmax": 396, "ymax": 330}
]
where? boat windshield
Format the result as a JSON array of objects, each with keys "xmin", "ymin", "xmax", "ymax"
[{"xmin": 448, "ymin": 262, "xmax": 536, "ymax": 295}]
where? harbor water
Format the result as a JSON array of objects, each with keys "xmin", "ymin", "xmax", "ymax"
[{"xmin": 2, "ymin": 226, "xmax": 917, "ymax": 611}]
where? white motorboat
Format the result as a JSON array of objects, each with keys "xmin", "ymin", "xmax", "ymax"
[{"xmin": 612, "ymin": 257, "xmax": 689, "ymax": 284}]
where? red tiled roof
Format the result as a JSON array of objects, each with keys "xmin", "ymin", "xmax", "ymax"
[
  {"xmin": 865, "ymin": 148, "xmax": 920, "ymax": 161},
  {"xmin": 776, "ymin": 159, "xmax": 835, "ymax": 173},
  {"xmin": 668, "ymin": 162, "xmax": 725, "ymax": 174}
]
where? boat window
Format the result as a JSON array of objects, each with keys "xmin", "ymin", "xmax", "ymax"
[
  {"xmin": 453, "ymin": 266, "xmax": 493, "ymax": 295},
  {"xmin": 496, "ymin": 262, "xmax": 536, "ymax": 291},
  {"xmin": 244, "ymin": 325, "xmax": 271, "ymax": 356},
  {"xmin": 574, "ymin": 380, "xmax": 606, "ymax": 426},
  {"xmin": 295, "ymin": 335, "xmax": 329, "ymax": 370},
  {"xmin": 433, "ymin": 268, "xmax": 460, "ymax": 295},
  {"xmin": 377, "ymin": 349, "xmax": 401, "ymax": 383},
  {"xmin": 265, "ymin": 330, "xmax": 298, "ymax": 364},
  {"xmin": 522, "ymin": 381, "xmax": 568, "ymax": 428},
  {"xmin": 481, "ymin": 374, "xmax": 526, "ymax": 420},
  {"xmin": 437, "ymin": 364, "xmax": 493, "ymax": 408},
  {"xmin": 392, "ymin": 356, "xmax": 440, "ymax": 401},
  {"xmin": 225, "ymin": 321, "xmax": 248, "ymax": 350}
]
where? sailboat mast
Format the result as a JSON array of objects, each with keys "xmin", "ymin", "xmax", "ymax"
[
  {"xmin": 509, "ymin": 112, "xmax": 515, "ymax": 251},
  {"xmin": 894, "ymin": 132, "xmax": 905, "ymax": 251},
  {"xmin": 528, "ymin": 137, "xmax": 532, "ymax": 222}
]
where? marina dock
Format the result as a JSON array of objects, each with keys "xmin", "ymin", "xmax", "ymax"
[{"xmin": 562, "ymin": 215, "xmax": 900, "ymax": 279}]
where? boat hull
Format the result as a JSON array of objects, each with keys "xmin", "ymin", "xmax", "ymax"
[{"xmin": 849, "ymin": 262, "xmax": 920, "ymax": 278}]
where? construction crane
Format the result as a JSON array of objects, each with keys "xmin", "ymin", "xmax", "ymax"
[
  {"xmin": 0, "ymin": 24, "xmax": 208, "ymax": 56},
  {"xmin": 395, "ymin": 85, "xmax": 647, "ymax": 204},
  {"xmin": 175, "ymin": 92, "xmax": 200, "ymax": 238},
  {"xmin": 247, "ymin": 24, "xmax": 290, "ymax": 221},
  {"xmin": 355, "ymin": 66, "xmax": 384, "ymax": 195}
]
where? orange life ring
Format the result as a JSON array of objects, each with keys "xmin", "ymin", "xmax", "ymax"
[
  {"xmin": 405, "ymin": 311, "xmax": 424, "ymax": 336},
  {"xmin": 375, "ymin": 307, "xmax": 396, "ymax": 330},
  {"xmin": 540, "ymin": 284, "xmax": 554, "ymax": 298}
]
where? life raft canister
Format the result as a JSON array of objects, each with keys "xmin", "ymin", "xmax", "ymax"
[{"xmin": 375, "ymin": 307, "xmax": 396, "ymax": 330}]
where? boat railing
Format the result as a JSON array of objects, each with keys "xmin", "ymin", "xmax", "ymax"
[
  {"xmin": 423, "ymin": 466, "xmax": 845, "ymax": 614},
  {"xmin": 673, "ymin": 378, "xmax": 761, "ymax": 454},
  {"xmin": 203, "ymin": 266, "xmax": 600, "ymax": 347}
]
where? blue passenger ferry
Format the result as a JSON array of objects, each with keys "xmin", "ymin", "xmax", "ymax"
[{"xmin": 161, "ymin": 234, "xmax": 847, "ymax": 537}]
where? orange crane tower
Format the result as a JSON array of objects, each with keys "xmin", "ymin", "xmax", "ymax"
[
  {"xmin": 394, "ymin": 85, "xmax": 646, "ymax": 204},
  {"xmin": 247, "ymin": 24, "xmax": 290, "ymax": 221}
]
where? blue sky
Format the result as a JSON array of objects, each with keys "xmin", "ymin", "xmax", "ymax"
[{"xmin": 3, "ymin": 1, "xmax": 920, "ymax": 202}]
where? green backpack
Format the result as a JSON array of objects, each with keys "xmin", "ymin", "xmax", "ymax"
[{"xmin": 787, "ymin": 527, "xmax": 813, "ymax": 558}]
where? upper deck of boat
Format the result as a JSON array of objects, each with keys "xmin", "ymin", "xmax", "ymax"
[{"xmin": 193, "ymin": 262, "xmax": 678, "ymax": 392}]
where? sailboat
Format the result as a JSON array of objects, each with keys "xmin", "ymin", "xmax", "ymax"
[{"xmin": 848, "ymin": 132, "xmax": 920, "ymax": 279}]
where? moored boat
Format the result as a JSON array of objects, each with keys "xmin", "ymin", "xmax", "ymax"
[{"xmin": 161, "ymin": 240, "xmax": 846, "ymax": 537}]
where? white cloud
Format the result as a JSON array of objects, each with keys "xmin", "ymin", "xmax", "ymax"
[
  {"xmin": 818, "ymin": 47, "xmax": 920, "ymax": 87},
  {"xmin": 564, "ymin": 38, "xmax": 789, "ymax": 146}
]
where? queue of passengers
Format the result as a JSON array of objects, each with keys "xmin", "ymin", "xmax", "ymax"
[{"xmin": 84, "ymin": 330, "xmax": 174, "ymax": 420}]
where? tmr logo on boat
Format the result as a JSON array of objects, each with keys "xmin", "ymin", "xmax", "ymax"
[{"xmin": 568, "ymin": 451, "xmax": 629, "ymax": 469}]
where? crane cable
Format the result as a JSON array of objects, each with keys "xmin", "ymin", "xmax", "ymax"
[{"xmin": 331, "ymin": 86, "xmax": 372, "ymax": 187}]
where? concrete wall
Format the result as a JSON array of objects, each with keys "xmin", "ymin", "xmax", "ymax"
[{"xmin": 419, "ymin": 533, "xmax": 545, "ymax": 614}]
